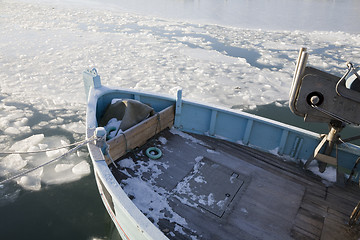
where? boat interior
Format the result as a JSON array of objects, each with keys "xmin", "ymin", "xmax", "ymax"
[
  {"xmin": 101, "ymin": 104, "xmax": 360, "ymax": 240},
  {"xmin": 89, "ymin": 48, "xmax": 360, "ymax": 239}
]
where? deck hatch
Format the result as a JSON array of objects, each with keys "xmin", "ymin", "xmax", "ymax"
[{"xmin": 173, "ymin": 158, "xmax": 244, "ymax": 217}]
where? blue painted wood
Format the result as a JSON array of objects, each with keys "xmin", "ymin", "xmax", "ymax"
[
  {"xmin": 248, "ymin": 121, "xmax": 284, "ymax": 151},
  {"xmin": 290, "ymin": 137, "xmax": 302, "ymax": 158},
  {"xmin": 174, "ymin": 89, "xmax": 182, "ymax": 129},
  {"xmin": 87, "ymin": 80, "xmax": 360, "ymax": 240},
  {"xmin": 134, "ymin": 94, "xmax": 141, "ymax": 101},
  {"xmin": 282, "ymin": 132, "xmax": 314, "ymax": 160},
  {"xmin": 213, "ymin": 111, "xmax": 248, "ymax": 142},
  {"xmin": 83, "ymin": 69, "xmax": 101, "ymax": 101},
  {"xmin": 278, "ymin": 130, "xmax": 289, "ymax": 155},
  {"xmin": 179, "ymin": 103, "xmax": 212, "ymax": 134},
  {"xmin": 209, "ymin": 110, "xmax": 217, "ymax": 136},
  {"xmin": 243, "ymin": 119, "xmax": 254, "ymax": 145},
  {"xmin": 88, "ymin": 83, "xmax": 360, "ymax": 173},
  {"xmin": 294, "ymin": 138, "xmax": 304, "ymax": 159}
]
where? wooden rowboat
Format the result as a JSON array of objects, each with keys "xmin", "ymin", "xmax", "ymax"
[{"xmin": 85, "ymin": 49, "xmax": 360, "ymax": 239}]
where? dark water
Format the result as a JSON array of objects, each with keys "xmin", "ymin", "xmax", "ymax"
[
  {"xmin": 0, "ymin": 98, "xmax": 121, "ymax": 239},
  {"xmin": 0, "ymin": 174, "xmax": 119, "ymax": 240},
  {"xmin": 0, "ymin": 55, "xmax": 357, "ymax": 240},
  {"xmin": 0, "ymin": 103, "xmax": 122, "ymax": 239},
  {"xmin": 1, "ymin": 102, "xmax": 359, "ymax": 240},
  {"xmin": 2, "ymin": 0, "xmax": 359, "ymax": 239}
]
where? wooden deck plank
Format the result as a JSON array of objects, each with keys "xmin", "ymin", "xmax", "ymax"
[
  {"xmin": 321, "ymin": 216, "xmax": 360, "ymax": 240},
  {"xmin": 291, "ymin": 225, "xmax": 319, "ymax": 240},
  {"xmin": 326, "ymin": 192, "xmax": 357, "ymax": 216},
  {"xmin": 300, "ymin": 201, "xmax": 327, "ymax": 218},
  {"xmin": 294, "ymin": 208, "xmax": 324, "ymax": 233},
  {"xmin": 111, "ymin": 128, "xmax": 360, "ymax": 240}
]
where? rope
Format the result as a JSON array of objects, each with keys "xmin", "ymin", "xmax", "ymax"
[
  {"xmin": 311, "ymin": 104, "xmax": 352, "ymax": 124},
  {"xmin": 0, "ymin": 138, "xmax": 92, "ymax": 155},
  {"xmin": 155, "ymin": 112, "xmax": 161, "ymax": 135},
  {"xmin": 0, "ymin": 136, "xmax": 97, "ymax": 185},
  {"xmin": 120, "ymin": 132, "xmax": 128, "ymax": 153},
  {"xmin": 102, "ymin": 139, "xmax": 118, "ymax": 168}
]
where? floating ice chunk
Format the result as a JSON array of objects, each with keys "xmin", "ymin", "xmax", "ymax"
[
  {"xmin": 72, "ymin": 160, "xmax": 91, "ymax": 176},
  {"xmin": 36, "ymin": 121, "xmax": 49, "ymax": 128},
  {"xmin": 60, "ymin": 139, "xmax": 70, "ymax": 146},
  {"xmin": 61, "ymin": 121, "xmax": 85, "ymax": 134},
  {"xmin": 43, "ymin": 172, "xmax": 81, "ymax": 185},
  {"xmin": 19, "ymin": 126, "xmax": 31, "ymax": 133},
  {"xmin": 275, "ymin": 101, "xmax": 283, "ymax": 107},
  {"xmin": 181, "ymin": 48, "xmax": 244, "ymax": 64},
  {"xmin": 13, "ymin": 118, "xmax": 27, "ymax": 127},
  {"xmin": 0, "ymin": 154, "xmax": 27, "ymax": 175},
  {"xmin": 38, "ymin": 143, "xmax": 48, "ymax": 150},
  {"xmin": 17, "ymin": 168, "xmax": 43, "ymax": 191},
  {"xmin": 9, "ymin": 134, "xmax": 45, "ymax": 152},
  {"xmin": 46, "ymin": 148, "xmax": 68, "ymax": 158},
  {"xmin": 76, "ymin": 150, "xmax": 87, "ymax": 158},
  {"xmin": 4, "ymin": 127, "xmax": 20, "ymax": 135},
  {"xmin": 55, "ymin": 163, "xmax": 74, "ymax": 173}
]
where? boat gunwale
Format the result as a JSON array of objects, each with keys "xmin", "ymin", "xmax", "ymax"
[
  {"xmin": 86, "ymin": 85, "xmax": 360, "ymax": 240},
  {"xmin": 86, "ymin": 87, "xmax": 170, "ymax": 240},
  {"xmin": 89, "ymin": 85, "xmax": 360, "ymax": 156}
]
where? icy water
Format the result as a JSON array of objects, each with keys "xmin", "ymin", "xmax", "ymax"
[{"xmin": 1, "ymin": 0, "xmax": 360, "ymax": 239}]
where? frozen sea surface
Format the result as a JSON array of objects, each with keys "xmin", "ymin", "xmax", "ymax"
[
  {"xmin": 0, "ymin": 0, "xmax": 360, "ymax": 239},
  {"xmin": 20, "ymin": 0, "xmax": 360, "ymax": 33},
  {"xmin": 1, "ymin": 0, "xmax": 360, "ymax": 199}
]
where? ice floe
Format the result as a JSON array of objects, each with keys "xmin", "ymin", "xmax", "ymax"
[
  {"xmin": 1, "ymin": 0, "xmax": 359, "ymax": 200},
  {"xmin": 0, "ymin": 134, "xmax": 90, "ymax": 191}
]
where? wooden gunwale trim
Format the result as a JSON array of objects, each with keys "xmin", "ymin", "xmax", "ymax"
[{"xmin": 105, "ymin": 105, "xmax": 175, "ymax": 164}]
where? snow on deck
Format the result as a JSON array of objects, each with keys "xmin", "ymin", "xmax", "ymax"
[{"xmin": 1, "ymin": 0, "xmax": 359, "ymax": 198}]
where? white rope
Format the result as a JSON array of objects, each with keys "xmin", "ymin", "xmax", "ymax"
[
  {"xmin": 0, "ymin": 136, "xmax": 96, "ymax": 185},
  {"xmin": 0, "ymin": 138, "xmax": 91, "ymax": 155}
]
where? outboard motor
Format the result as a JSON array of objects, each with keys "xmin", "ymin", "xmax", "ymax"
[{"xmin": 289, "ymin": 48, "xmax": 360, "ymax": 175}]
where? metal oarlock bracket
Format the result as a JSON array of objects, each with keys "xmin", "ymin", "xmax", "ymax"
[{"xmin": 304, "ymin": 121, "xmax": 345, "ymax": 182}]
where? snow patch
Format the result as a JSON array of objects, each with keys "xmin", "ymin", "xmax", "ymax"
[
  {"xmin": 301, "ymin": 159, "xmax": 337, "ymax": 183},
  {"xmin": 118, "ymin": 157, "xmax": 189, "ymax": 236},
  {"xmin": 158, "ymin": 136, "xmax": 167, "ymax": 145}
]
